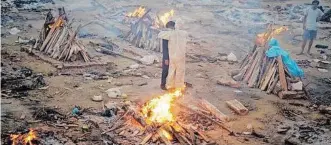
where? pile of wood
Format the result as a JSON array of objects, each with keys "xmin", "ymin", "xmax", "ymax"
[
  {"xmin": 36, "ymin": 12, "xmax": 91, "ymax": 62},
  {"xmin": 233, "ymin": 25, "xmax": 305, "ymax": 99},
  {"xmin": 126, "ymin": 9, "xmax": 163, "ymax": 52},
  {"xmin": 101, "ymin": 98, "xmax": 234, "ymax": 145}
]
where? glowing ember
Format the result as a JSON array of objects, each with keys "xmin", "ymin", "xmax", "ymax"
[
  {"xmin": 127, "ymin": 6, "xmax": 146, "ymax": 18},
  {"xmin": 10, "ymin": 129, "xmax": 38, "ymax": 145},
  {"xmin": 141, "ymin": 88, "xmax": 183, "ymax": 125},
  {"xmin": 155, "ymin": 9, "xmax": 175, "ymax": 28}
]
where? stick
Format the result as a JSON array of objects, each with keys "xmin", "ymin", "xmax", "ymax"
[
  {"xmin": 277, "ymin": 56, "xmax": 288, "ymax": 91},
  {"xmin": 140, "ymin": 133, "xmax": 153, "ymax": 145}
]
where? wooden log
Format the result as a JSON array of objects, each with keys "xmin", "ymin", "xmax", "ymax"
[
  {"xmin": 278, "ymin": 91, "xmax": 298, "ymax": 99},
  {"xmin": 267, "ymin": 74, "xmax": 279, "ymax": 94},
  {"xmin": 157, "ymin": 128, "xmax": 172, "ymax": 145},
  {"xmin": 277, "ymin": 56, "xmax": 288, "ymax": 91},
  {"xmin": 225, "ymin": 99, "xmax": 249, "ymax": 115},
  {"xmin": 257, "ymin": 57, "xmax": 270, "ymax": 87},
  {"xmin": 177, "ymin": 103, "xmax": 234, "ymax": 134},
  {"xmin": 261, "ymin": 63, "xmax": 276, "ymax": 91},
  {"xmin": 140, "ymin": 133, "xmax": 153, "ymax": 145},
  {"xmin": 248, "ymin": 60, "xmax": 261, "ymax": 87},
  {"xmin": 193, "ymin": 129, "xmax": 210, "ymax": 143},
  {"xmin": 244, "ymin": 49, "xmax": 261, "ymax": 83},
  {"xmin": 151, "ymin": 133, "xmax": 159, "ymax": 143},
  {"xmin": 199, "ymin": 99, "xmax": 229, "ymax": 122},
  {"xmin": 259, "ymin": 58, "xmax": 275, "ymax": 88},
  {"xmin": 189, "ymin": 127, "xmax": 196, "ymax": 145},
  {"xmin": 168, "ymin": 126, "xmax": 191, "ymax": 145},
  {"xmin": 272, "ymin": 83, "xmax": 282, "ymax": 95}
]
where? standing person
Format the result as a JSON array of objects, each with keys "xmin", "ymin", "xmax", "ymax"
[
  {"xmin": 158, "ymin": 20, "xmax": 188, "ymax": 90},
  {"xmin": 160, "ymin": 22, "xmax": 175, "ymax": 90},
  {"xmin": 298, "ymin": 0, "xmax": 323, "ymax": 55}
]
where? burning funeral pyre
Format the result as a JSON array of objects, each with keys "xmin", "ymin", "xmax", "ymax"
[
  {"xmin": 233, "ymin": 24, "xmax": 306, "ymax": 99},
  {"xmin": 98, "ymin": 88, "xmax": 233, "ymax": 144},
  {"xmin": 33, "ymin": 8, "xmax": 91, "ymax": 63},
  {"xmin": 125, "ymin": 6, "xmax": 175, "ymax": 52}
]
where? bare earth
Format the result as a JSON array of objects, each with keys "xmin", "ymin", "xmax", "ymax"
[{"xmin": 1, "ymin": 0, "xmax": 331, "ymax": 145}]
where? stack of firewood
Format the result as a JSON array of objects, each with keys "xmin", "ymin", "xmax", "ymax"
[
  {"xmin": 101, "ymin": 98, "xmax": 234, "ymax": 145},
  {"xmin": 126, "ymin": 9, "xmax": 163, "ymax": 52},
  {"xmin": 37, "ymin": 15, "xmax": 90, "ymax": 62},
  {"xmin": 233, "ymin": 25, "xmax": 306, "ymax": 99}
]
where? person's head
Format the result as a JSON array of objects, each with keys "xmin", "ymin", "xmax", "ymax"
[
  {"xmin": 312, "ymin": 0, "xmax": 319, "ymax": 9},
  {"xmin": 166, "ymin": 21, "xmax": 176, "ymax": 29}
]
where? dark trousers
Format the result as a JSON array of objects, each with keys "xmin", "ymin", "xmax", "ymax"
[{"xmin": 161, "ymin": 39, "xmax": 169, "ymax": 86}]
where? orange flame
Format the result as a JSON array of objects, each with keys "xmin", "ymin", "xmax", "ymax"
[
  {"xmin": 127, "ymin": 6, "xmax": 146, "ymax": 18},
  {"xmin": 141, "ymin": 88, "xmax": 184, "ymax": 125},
  {"xmin": 10, "ymin": 129, "xmax": 38, "ymax": 145},
  {"xmin": 155, "ymin": 10, "xmax": 175, "ymax": 28},
  {"xmin": 256, "ymin": 26, "xmax": 288, "ymax": 46}
]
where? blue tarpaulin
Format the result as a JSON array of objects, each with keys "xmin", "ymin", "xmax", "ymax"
[{"xmin": 266, "ymin": 38, "xmax": 304, "ymax": 77}]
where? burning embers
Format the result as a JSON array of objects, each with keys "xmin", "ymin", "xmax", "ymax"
[
  {"xmin": 10, "ymin": 129, "xmax": 38, "ymax": 145},
  {"xmin": 256, "ymin": 26, "xmax": 288, "ymax": 46},
  {"xmin": 141, "ymin": 88, "xmax": 183, "ymax": 125},
  {"xmin": 126, "ymin": 6, "xmax": 146, "ymax": 18}
]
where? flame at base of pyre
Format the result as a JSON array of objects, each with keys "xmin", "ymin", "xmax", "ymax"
[
  {"xmin": 141, "ymin": 88, "xmax": 184, "ymax": 125},
  {"xmin": 10, "ymin": 129, "xmax": 38, "ymax": 145}
]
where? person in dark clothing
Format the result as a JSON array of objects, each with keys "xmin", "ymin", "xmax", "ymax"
[{"xmin": 160, "ymin": 21, "xmax": 175, "ymax": 90}]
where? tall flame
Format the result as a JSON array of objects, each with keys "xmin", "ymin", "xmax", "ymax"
[
  {"xmin": 127, "ymin": 6, "xmax": 146, "ymax": 18},
  {"xmin": 256, "ymin": 26, "xmax": 288, "ymax": 46},
  {"xmin": 155, "ymin": 10, "xmax": 175, "ymax": 28},
  {"xmin": 141, "ymin": 88, "xmax": 183, "ymax": 125}
]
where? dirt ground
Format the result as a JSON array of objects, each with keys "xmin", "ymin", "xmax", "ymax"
[{"xmin": 1, "ymin": 0, "xmax": 331, "ymax": 145}]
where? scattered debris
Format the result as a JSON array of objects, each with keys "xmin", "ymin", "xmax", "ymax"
[
  {"xmin": 9, "ymin": 27, "xmax": 21, "ymax": 35},
  {"xmin": 317, "ymin": 68, "xmax": 328, "ymax": 73},
  {"xmin": 217, "ymin": 78, "xmax": 240, "ymax": 88},
  {"xmin": 225, "ymin": 99, "xmax": 249, "ymax": 115},
  {"xmin": 129, "ymin": 64, "xmax": 140, "ymax": 69},
  {"xmin": 227, "ymin": 52, "xmax": 238, "ymax": 62},
  {"xmin": 139, "ymin": 55, "xmax": 159, "ymax": 65},
  {"xmin": 290, "ymin": 81, "xmax": 303, "ymax": 91},
  {"xmin": 277, "ymin": 126, "xmax": 291, "ymax": 134},
  {"xmin": 91, "ymin": 95, "xmax": 103, "ymax": 102},
  {"xmin": 105, "ymin": 88, "xmax": 122, "ymax": 98}
]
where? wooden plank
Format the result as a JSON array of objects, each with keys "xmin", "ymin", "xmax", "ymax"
[
  {"xmin": 140, "ymin": 133, "xmax": 153, "ymax": 145},
  {"xmin": 225, "ymin": 99, "xmax": 249, "ymax": 115},
  {"xmin": 261, "ymin": 62, "xmax": 276, "ymax": 90},
  {"xmin": 199, "ymin": 99, "xmax": 229, "ymax": 122},
  {"xmin": 278, "ymin": 91, "xmax": 297, "ymax": 99},
  {"xmin": 258, "ymin": 58, "xmax": 275, "ymax": 88},
  {"xmin": 267, "ymin": 74, "xmax": 279, "ymax": 94},
  {"xmin": 157, "ymin": 129, "xmax": 172, "ymax": 145},
  {"xmin": 243, "ymin": 49, "xmax": 261, "ymax": 83},
  {"xmin": 277, "ymin": 56, "xmax": 288, "ymax": 91}
]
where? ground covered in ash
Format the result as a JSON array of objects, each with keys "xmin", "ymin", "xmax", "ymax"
[{"xmin": 1, "ymin": 0, "xmax": 331, "ymax": 145}]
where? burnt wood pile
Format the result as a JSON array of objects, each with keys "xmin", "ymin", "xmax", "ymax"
[
  {"xmin": 101, "ymin": 99, "xmax": 235, "ymax": 144},
  {"xmin": 35, "ymin": 8, "xmax": 91, "ymax": 62},
  {"xmin": 233, "ymin": 25, "xmax": 306, "ymax": 99}
]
